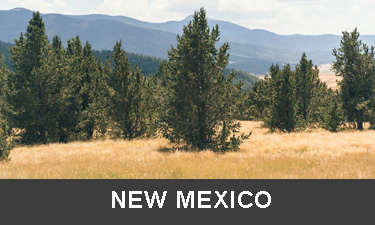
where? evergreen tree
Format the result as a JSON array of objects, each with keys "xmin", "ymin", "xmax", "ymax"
[
  {"xmin": 32, "ymin": 35, "xmax": 68, "ymax": 142},
  {"xmin": 321, "ymin": 90, "xmax": 345, "ymax": 132},
  {"xmin": 7, "ymin": 11, "xmax": 51, "ymax": 144},
  {"xmin": 78, "ymin": 41, "xmax": 109, "ymax": 139},
  {"xmin": 0, "ymin": 118, "xmax": 14, "ymax": 162},
  {"xmin": 295, "ymin": 53, "xmax": 321, "ymax": 127},
  {"xmin": 162, "ymin": 8, "xmax": 250, "ymax": 151},
  {"xmin": 333, "ymin": 28, "xmax": 375, "ymax": 130},
  {"xmin": 0, "ymin": 53, "xmax": 10, "ymax": 115},
  {"xmin": 246, "ymin": 80, "xmax": 270, "ymax": 121},
  {"xmin": 264, "ymin": 64, "xmax": 298, "ymax": 132},
  {"xmin": 109, "ymin": 41, "xmax": 150, "ymax": 139}
]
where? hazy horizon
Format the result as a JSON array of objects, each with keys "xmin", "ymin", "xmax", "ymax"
[{"xmin": 1, "ymin": 0, "xmax": 374, "ymax": 36}]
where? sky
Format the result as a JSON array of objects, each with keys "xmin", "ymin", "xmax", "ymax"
[{"xmin": 1, "ymin": 0, "xmax": 375, "ymax": 35}]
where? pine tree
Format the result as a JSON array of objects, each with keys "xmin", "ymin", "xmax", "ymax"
[
  {"xmin": 246, "ymin": 80, "xmax": 270, "ymax": 121},
  {"xmin": 162, "ymin": 8, "xmax": 249, "ymax": 151},
  {"xmin": 78, "ymin": 41, "xmax": 105, "ymax": 139},
  {"xmin": 333, "ymin": 28, "xmax": 375, "ymax": 130},
  {"xmin": 7, "ymin": 11, "xmax": 51, "ymax": 144},
  {"xmin": 0, "ymin": 118, "xmax": 14, "ymax": 162},
  {"xmin": 320, "ymin": 90, "xmax": 345, "ymax": 132},
  {"xmin": 32, "ymin": 35, "xmax": 68, "ymax": 142},
  {"xmin": 295, "ymin": 53, "xmax": 321, "ymax": 127},
  {"xmin": 264, "ymin": 64, "xmax": 298, "ymax": 132},
  {"xmin": 0, "ymin": 53, "xmax": 10, "ymax": 115},
  {"xmin": 109, "ymin": 41, "xmax": 150, "ymax": 139}
]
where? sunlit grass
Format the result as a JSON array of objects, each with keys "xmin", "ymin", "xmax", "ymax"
[{"xmin": 1, "ymin": 121, "xmax": 375, "ymax": 179}]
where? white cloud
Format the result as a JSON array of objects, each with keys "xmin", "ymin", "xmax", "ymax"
[{"xmin": 6, "ymin": 0, "xmax": 68, "ymax": 13}]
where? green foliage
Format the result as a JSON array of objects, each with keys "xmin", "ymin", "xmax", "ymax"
[
  {"xmin": 7, "ymin": 11, "xmax": 51, "ymax": 144},
  {"xmin": 0, "ymin": 119, "xmax": 14, "ymax": 162},
  {"xmin": 223, "ymin": 68, "xmax": 259, "ymax": 90},
  {"xmin": 211, "ymin": 121, "xmax": 251, "ymax": 152},
  {"xmin": 161, "ymin": 8, "xmax": 250, "ymax": 151},
  {"xmin": 0, "ymin": 41, "xmax": 13, "ymax": 69},
  {"xmin": 333, "ymin": 28, "xmax": 375, "ymax": 130},
  {"xmin": 94, "ymin": 50, "xmax": 164, "ymax": 76},
  {"xmin": 264, "ymin": 64, "xmax": 298, "ymax": 132},
  {"xmin": 320, "ymin": 90, "xmax": 345, "ymax": 132},
  {"xmin": 109, "ymin": 41, "xmax": 152, "ymax": 139},
  {"xmin": 1, "ymin": 52, "xmax": 14, "ymax": 161},
  {"xmin": 245, "ymin": 80, "xmax": 270, "ymax": 121},
  {"xmin": 6, "ymin": 13, "xmax": 111, "ymax": 144},
  {"xmin": 295, "ymin": 53, "xmax": 321, "ymax": 127},
  {"xmin": 251, "ymin": 53, "xmax": 343, "ymax": 133},
  {"xmin": 0, "ymin": 53, "xmax": 10, "ymax": 115}
]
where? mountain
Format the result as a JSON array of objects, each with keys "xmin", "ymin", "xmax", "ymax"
[
  {"xmin": 0, "ymin": 8, "xmax": 176, "ymax": 59},
  {"xmin": 2, "ymin": 8, "xmax": 375, "ymax": 74}
]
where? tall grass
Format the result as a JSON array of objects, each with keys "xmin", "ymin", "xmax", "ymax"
[{"xmin": 1, "ymin": 121, "xmax": 375, "ymax": 179}]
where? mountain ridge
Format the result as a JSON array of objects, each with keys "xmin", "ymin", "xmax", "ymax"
[{"xmin": 2, "ymin": 8, "xmax": 375, "ymax": 74}]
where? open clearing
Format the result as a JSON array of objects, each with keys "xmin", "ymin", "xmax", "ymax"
[
  {"xmin": 318, "ymin": 64, "xmax": 341, "ymax": 89},
  {"xmin": 259, "ymin": 64, "xmax": 341, "ymax": 89},
  {"xmin": 1, "ymin": 121, "xmax": 375, "ymax": 179}
]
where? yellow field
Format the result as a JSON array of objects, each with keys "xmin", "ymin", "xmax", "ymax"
[
  {"xmin": 259, "ymin": 64, "xmax": 341, "ymax": 89},
  {"xmin": 318, "ymin": 64, "xmax": 341, "ymax": 89},
  {"xmin": 1, "ymin": 121, "xmax": 375, "ymax": 179}
]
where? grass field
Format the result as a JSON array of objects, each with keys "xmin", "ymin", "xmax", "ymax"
[
  {"xmin": 259, "ymin": 64, "xmax": 341, "ymax": 89},
  {"xmin": 318, "ymin": 64, "xmax": 341, "ymax": 89},
  {"xmin": 1, "ymin": 121, "xmax": 375, "ymax": 179}
]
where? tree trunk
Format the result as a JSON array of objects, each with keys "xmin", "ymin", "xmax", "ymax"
[{"xmin": 357, "ymin": 116, "xmax": 364, "ymax": 130}]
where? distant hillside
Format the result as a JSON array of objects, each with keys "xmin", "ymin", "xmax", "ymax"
[
  {"xmin": 0, "ymin": 41, "xmax": 259, "ymax": 88},
  {"xmin": 223, "ymin": 69, "xmax": 259, "ymax": 90},
  {"xmin": 94, "ymin": 50, "xmax": 259, "ymax": 88},
  {"xmin": 0, "ymin": 41, "xmax": 163, "ymax": 76},
  {"xmin": 93, "ymin": 50, "xmax": 164, "ymax": 76},
  {"xmin": 3, "ymin": 8, "xmax": 373, "ymax": 74}
]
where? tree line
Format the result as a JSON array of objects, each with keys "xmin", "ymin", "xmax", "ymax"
[
  {"xmin": 246, "ymin": 28, "xmax": 375, "ymax": 132},
  {"xmin": 0, "ymin": 8, "xmax": 251, "ymax": 161},
  {"xmin": 1, "ymin": 8, "xmax": 375, "ymax": 161}
]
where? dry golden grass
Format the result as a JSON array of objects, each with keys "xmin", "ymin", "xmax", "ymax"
[
  {"xmin": 318, "ymin": 64, "xmax": 341, "ymax": 89},
  {"xmin": 259, "ymin": 64, "xmax": 341, "ymax": 89},
  {"xmin": 1, "ymin": 121, "xmax": 375, "ymax": 179}
]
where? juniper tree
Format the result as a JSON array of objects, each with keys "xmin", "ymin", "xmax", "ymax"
[
  {"xmin": 162, "ymin": 8, "xmax": 250, "ymax": 151},
  {"xmin": 333, "ymin": 28, "xmax": 375, "ymax": 130}
]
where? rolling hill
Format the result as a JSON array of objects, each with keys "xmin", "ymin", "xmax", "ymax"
[{"xmin": 2, "ymin": 8, "xmax": 375, "ymax": 74}]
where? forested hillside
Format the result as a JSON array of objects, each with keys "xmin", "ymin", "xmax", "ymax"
[{"xmin": 0, "ymin": 40, "xmax": 259, "ymax": 84}]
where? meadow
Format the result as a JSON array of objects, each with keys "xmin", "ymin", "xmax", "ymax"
[{"xmin": 1, "ymin": 121, "xmax": 375, "ymax": 179}]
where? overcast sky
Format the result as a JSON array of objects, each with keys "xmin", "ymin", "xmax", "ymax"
[{"xmin": 1, "ymin": 0, "xmax": 374, "ymax": 35}]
